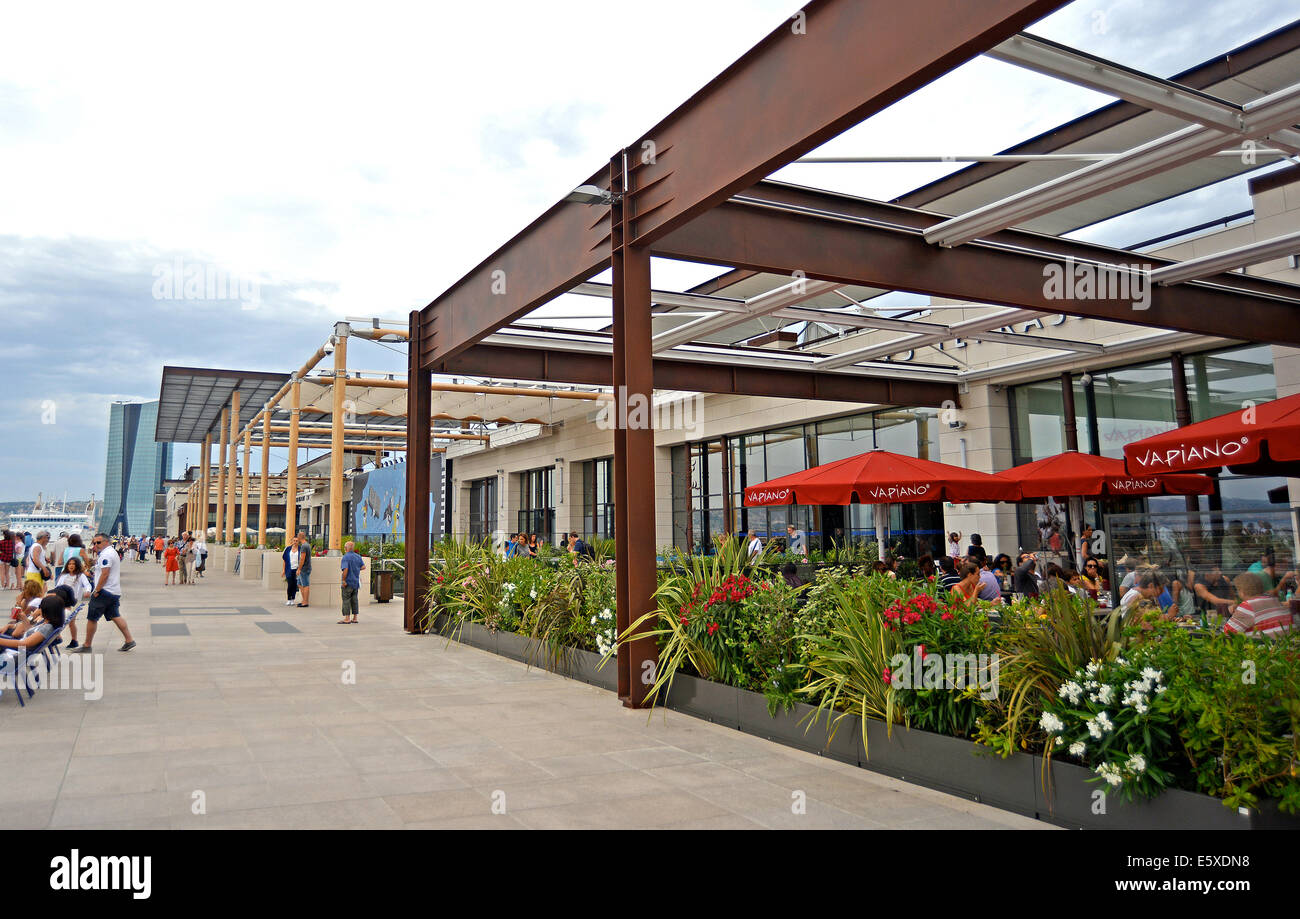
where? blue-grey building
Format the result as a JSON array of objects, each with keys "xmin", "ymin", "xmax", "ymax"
[{"xmin": 100, "ymin": 401, "xmax": 173, "ymax": 537}]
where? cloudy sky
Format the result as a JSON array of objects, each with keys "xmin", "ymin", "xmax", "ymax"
[{"xmin": 0, "ymin": 0, "xmax": 1295, "ymax": 502}]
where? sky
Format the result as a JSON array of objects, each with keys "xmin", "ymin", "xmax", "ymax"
[{"xmin": 0, "ymin": 0, "xmax": 1296, "ymax": 502}]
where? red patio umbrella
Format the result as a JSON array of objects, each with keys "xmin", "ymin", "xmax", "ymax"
[
  {"xmin": 1123, "ymin": 392, "xmax": 1300, "ymax": 476},
  {"xmin": 995, "ymin": 451, "xmax": 1215, "ymax": 498},
  {"xmin": 743, "ymin": 450, "xmax": 1019, "ymax": 561},
  {"xmin": 743, "ymin": 449, "xmax": 1021, "ymax": 507}
]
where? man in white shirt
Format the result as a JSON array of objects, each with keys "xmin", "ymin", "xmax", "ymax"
[
  {"xmin": 50, "ymin": 531, "xmax": 69, "ymax": 580},
  {"xmin": 785, "ymin": 524, "xmax": 807, "ymax": 557},
  {"xmin": 72, "ymin": 533, "xmax": 136, "ymax": 653},
  {"xmin": 747, "ymin": 530, "xmax": 763, "ymax": 559}
]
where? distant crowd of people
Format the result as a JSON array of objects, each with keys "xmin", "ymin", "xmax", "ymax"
[{"xmin": 503, "ymin": 531, "xmax": 595, "ymax": 559}]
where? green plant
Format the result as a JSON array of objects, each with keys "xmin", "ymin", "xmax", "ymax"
[
  {"xmin": 1038, "ymin": 649, "xmax": 1179, "ymax": 801},
  {"xmin": 975, "ymin": 589, "xmax": 1126, "ymax": 757},
  {"xmin": 1139, "ymin": 626, "xmax": 1300, "ymax": 812}
]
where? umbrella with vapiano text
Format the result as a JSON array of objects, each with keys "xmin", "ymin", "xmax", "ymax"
[
  {"xmin": 743, "ymin": 450, "xmax": 1020, "ymax": 560},
  {"xmin": 995, "ymin": 451, "xmax": 1215, "ymax": 499},
  {"xmin": 1123, "ymin": 392, "xmax": 1300, "ymax": 477}
]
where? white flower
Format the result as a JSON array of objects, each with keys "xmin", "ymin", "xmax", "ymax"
[
  {"xmin": 1096, "ymin": 711, "xmax": 1114, "ymax": 733},
  {"xmin": 1114, "ymin": 657, "xmax": 1129, "ymax": 667},
  {"xmin": 1134, "ymin": 700, "xmax": 1148, "ymax": 714},
  {"xmin": 1096, "ymin": 762, "xmax": 1124, "ymax": 787},
  {"xmin": 1058, "ymin": 681, "xmax": 1084, "ymax": 705},
  {"xmin": 1055, "ymin": 736, "xmax": 1064, "ymax": 747},
  {"xmin": 1084, "ymin": 680, "xmax": 1099, "ymax": 691},
  {"xmin": 1086, "ymin": 718, "xmax": 1103, "ymax": 740},
  {"xmin": 529, "ymin": 589, "xmax": 537, "ymax": 599},
  {"xmin": 1085, "ymin": 660, "xmax": 1100, "ymax": 677},
  {"xmin": 600, "ymin": 608, "xmax": 612, "ymax": 620},
  {"xmin": 1039, "ymin": 712, "xmax": 1065, "ymax": 733},
  {"xmin": 1126, "ymin": 753, "xmax": 1147, "ymax": 774},
  {"xmin": 1141, "ymin": 666, "xmax": 1161, "ymax": 682},
  {"xmin": 1068, "ymin": 741, "xmax": 1086, "ymax": 757},
  {"xmin": 1154, "ymin": 684, "xmax": 1167, "ymax": 695},
  {"xmin": 1096, "ymin": 684, "xmax": 1114, "ymax": 706}
]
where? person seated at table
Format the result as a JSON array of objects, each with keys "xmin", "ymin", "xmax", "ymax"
[
  {"xmin": 1042, "ymin": 562, "xmax": 1073, "ymax": 595},
  {"xmin": 1078, "ymin": 558, "xmax": 1103, "ymax": 591},
  {"xmin": 1012, "ymin": 554, "xmax": 1040, "ymax": 597},
  {"xmin": 1120, "ymin": 570, "xmax": 1162, "ymax": 617},
  {"xmin": 917, "ymin": 554, "xmax": 935, "ymax": 580},
  {"xmin": 936, "ymin": 555, "xmax": 961, "ymax": 591},
  {"xmin": 969, "ymin": 554, "xmax": 1003, "ymax": 604},
  {"xmin": 950, "ymin": 562, "xmax": 982, "ymax": 604},
  {"xmin": 7, "ymin": 580, "xmax": 44, "ymax": 635},
  {"xmin": 991, "ymin": 553, "xmax": 1013, "ymax": 590},
  {"xmin": 1223, "ymin": 572, "xmax": 1295, "ymax": 639},
  {"xmin": 1193, "ymin": 565, "xmax": 1234, "ymax": 616}
]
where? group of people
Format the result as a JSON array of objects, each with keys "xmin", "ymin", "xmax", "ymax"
[
  {"xmin": 157, "ymin": 533, "xmax": 207, "ymax": 586},
  {"xmin": 503, "ymin": 531, "xmax": 595, "ymax": 559},
  {"xmin": 3, "ymin": 530, "xmax": 136, "ymax": 661},
  {"xmin": 278, "ymin": 533, "xmax": 366, "ymax": 624}
]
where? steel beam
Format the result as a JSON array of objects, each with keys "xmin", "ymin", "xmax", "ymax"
[
  {"xmin": 1150, "ymin": 228, "xmax": 1300, "ymax": 285},
  {"xmin": 650, "ymin": 278, "xmax": 842, "ymax": 352},
  {"xmin": 225, "ymin": 393, "xmax": 239, "ymax": 544},
  {"xmin": 404, "ymin": 309, "xmax": 433, "ymax": 635},
  {"xmin": 652, "ymin": 195, "xmax": 1300, "ymax": 346},
  {"xmin": 416, "ymin": 0, "xmax": 1066, "ymax": 367},
  {"xmin": 259, "ymin": 411, "xmax": 270, "ymax": 547},
  {"xmin": 329, "ymin": 327, "xmax": 348, "ymax": 554},
  {"xmin": 215, "ymin": 411, "xmax": 227, "ymax": 543},
  {"xmin": 924, "ymin": 81, "xmax": 1300, "ymax": 247}
]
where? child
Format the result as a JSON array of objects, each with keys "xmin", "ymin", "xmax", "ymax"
[
  {"xmin": 55, "ymin": 556, "xmax": 91, "ymax": 649},
  {"xmin": 7, "ymin": 580, "xmax": 44, "ymax": 636}
]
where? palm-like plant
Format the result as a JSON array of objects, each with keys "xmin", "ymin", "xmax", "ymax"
[{"xmin": 799, "ymin": 574, "xmax": 906, "ymax": 757}]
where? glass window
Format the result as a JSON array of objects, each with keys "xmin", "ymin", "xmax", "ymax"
[
  {"xmin": 1185, "ymin": 344, "xmax": 1277, "ymax": 422},
  {"xmin": 1009, "ymin": 378, "xmax": 1089, "ymax": 463},
  {"xmin": 1091, "ymin": 360, "xmax": 1178, "ymax": 460},
  {"xmin": 816, "ymin": 414, "xmax": 872, "ymax": 464},
  {"xmin": 764, "ymin": 426, "xmax": 807, "ymax": 480}
]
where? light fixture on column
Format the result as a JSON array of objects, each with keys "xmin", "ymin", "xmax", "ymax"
[{"xmin": 564, "ymin": 184, "xmax": 620, "ymax": 206}]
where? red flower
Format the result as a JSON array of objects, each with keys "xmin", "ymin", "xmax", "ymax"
[
  {"xmin": 707, "ymin": 622, "xmax": 719, "ymax": 636},
  {"xmin": 882, "ymin": 667, "xmax": 892, "ymax": 685},
  {"xmin": 436, "ymin": 575, "xmax": 444, "ymax": 583},
  {"xmin": 940, "ymin": 612, "xmax": 954, "ymax": 621},
  {"xmin": 917, "ymin": 644, "xmax": 927, "ymax": 659},
  {"xmin": 679, "ymin": 615, "xmax": 689, "ymax": 626},
  {"xmin": 902, "ymin": 611, "xmax": 921, "ymax": 625}
]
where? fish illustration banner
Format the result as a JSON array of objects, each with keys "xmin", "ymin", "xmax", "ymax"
[{"xmin": 351, "ymin": 456, "xmax": 442, "ymax": 539}]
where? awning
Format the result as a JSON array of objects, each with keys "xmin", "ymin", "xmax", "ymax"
[
  {"xmin": 1123, "ymin": 392, "xmax": 1300, "ymax": 476},
  {"xmin": 742, "ymin": 449, "xmax": 1020, "ymax": 506},
  {"xmin": 997, "ymin": 450, "xmax": 1214, "ymax": 498}
]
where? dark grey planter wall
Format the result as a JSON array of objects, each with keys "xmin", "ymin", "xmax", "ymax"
[{"xmin": 427, "ymin": 622, "xmax": 1296, "ymax": 829}]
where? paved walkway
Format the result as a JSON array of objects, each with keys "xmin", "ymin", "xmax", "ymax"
[{"xmin": 0, "ymin": 560, "xmax": 1043, "ymax": 829}]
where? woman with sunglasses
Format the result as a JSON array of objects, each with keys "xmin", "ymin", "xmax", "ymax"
[{"xmin": 1079, "ymin": 559, "xmax": 1102, "ymax": 591}]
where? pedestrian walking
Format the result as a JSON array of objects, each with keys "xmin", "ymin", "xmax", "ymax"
[
  {"xmin": 339, "ymin": 541, "xmax": 363, "ymax": 624},
  {"xmin": 163, "ymin": 538, "xmax": 179, "ymax": 586},
  {"xmin": 24, "ymin": 531, "xmax": 52, "ymax": 589},
  {"xmin": 72, "ymin": 533, "xmax": 136, "ymax": 653}
]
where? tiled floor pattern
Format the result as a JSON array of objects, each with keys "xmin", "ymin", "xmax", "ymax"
[{"xmin": 0, "ymin": 562, "xmax": 1046, "ymax": 829}]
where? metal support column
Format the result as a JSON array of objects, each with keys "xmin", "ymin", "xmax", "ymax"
[
  {"xmin": 225, "ymin": 391, "xmax": 240, "ymax": 544},
  {"xmin": 287, "ymin": 378, "xmax": 300, "ymax": 539},
  {"xmin": 239, "ymin": 429, "xmax": 251, "ymax": 546},
  {"xmin": 216, "ymin": 409, "xmax": 229, "ymax": 544},
  {"xmin": 405, "ymin": 309, "xmax": 432, "ymax": 634},
  {"xmin": 329, "ymin": 324, "xmax": 349, "ymax": 554},
  {"xmin": 1062, "ymin": 372, "xmax": 1085, "ymax": 568},
  {"xmin": 200, "ymin": 435, "xmax": 211, "ymax": 539},
  {"xmin": 259, "ymin": 411, "xmax": 270, "ymax": 547},
  {"xmin": 610, "ymin": 149, "xmax": 659, "ymax": 709}
]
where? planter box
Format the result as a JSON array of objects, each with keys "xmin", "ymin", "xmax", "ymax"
[
  {"xmin": 1032, "ymin": 756, "xmax": 1257, "ymax": 830},
  {"xmin": 415, "ymin": 620, "xmax": 1298, "ymax": 829},
  {"xmin": 858, "ymin": 720, "xmax": 1038, "ymax": 818},
  {"xmin": 663, "ymin": 673, "xmax": 740, "ymax": 729}
]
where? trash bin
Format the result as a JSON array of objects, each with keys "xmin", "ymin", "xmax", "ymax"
[{"xmin": 374, "ymin": 570, "xmax": 394, "ymax": 603}]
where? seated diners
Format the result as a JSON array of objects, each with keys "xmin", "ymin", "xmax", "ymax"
[
  {"xmin": 1120, "ymin": 570, "xmax": 1162, "ymax": 616},
  {"xmin": 1078, "ymin": 558, "xmax": 1103, "ymax": 591},
  {"xmin": 971, "ymin": 555, "xmax": 1003, "ymax": 604},
  {"xmin": 1224, "ymin": 572, "xmax": 1295, "ymax": 638},
  {"xmin": 0, "ymin": 594, "xmax": 66, "ymax": 692},
  {"xmin": 1012, "ymin": 553, "xmax": 1040, "ymax": 597},
  {"xmin": 1192, "ymin": 564, "xmax": 1234, "ymax": 618},
  {"xmin": 950, "ymin": 562, "xmax": 982, "ymax": 604},
  {"xmin": 936, "ymin": 555, "xmax": 961, "ymax": 590}
]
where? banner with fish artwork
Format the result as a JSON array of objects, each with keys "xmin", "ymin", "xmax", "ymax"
[{"xmin": 351, "ymin": 456, "xmax": 443, "ymax": 539}]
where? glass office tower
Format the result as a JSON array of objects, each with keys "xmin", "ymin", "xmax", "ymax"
[{"xmin": 100, "ymin": 401, "xmax": 173, "ymax": 537}]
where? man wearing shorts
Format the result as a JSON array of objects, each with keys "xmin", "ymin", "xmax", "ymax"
[
  {"xmin": 295, "ymin": 532, "xmax": 312, "ymax": 607},
  {"xmin": 72, "ymin": 533, "xmax": 136, "ymax": 653}
]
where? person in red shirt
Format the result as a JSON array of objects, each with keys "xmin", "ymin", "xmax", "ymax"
[
  {"xmin": 1225, "ymin": 572, "xmax": 1294, "ymax": 639},
  {"xmin": 164, "ymin": 539, "xmax": 180, "ymax": 586}
]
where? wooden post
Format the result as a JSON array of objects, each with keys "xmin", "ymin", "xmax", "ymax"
[
  {"xmin": 329, "ymin": 325, "xmax": 349, "ymax": 554},
  {"xmin": 404, "ymin": 309, "xmax": 432, "ymax": 634},
  {"xmin": 200, "ymin": 435, "xmax": 210, "ymax": 540},
  {"xmin": 216, "ymin": 408, "xmax": 229, "ymax": 544},
  {"xmin": 287, "ymin": 378, "xmax": 300, "ymax": 540},
  {"xmin": 225, "ymin": 390, "xmax": 240, "ymax": 544},
  {"xmin": 240, "ymin": 428, "xmax": 251, "ymax": 547},
  {"xmin": 259, "ymin": 410, "xmax": 270, "ymax": 547}
]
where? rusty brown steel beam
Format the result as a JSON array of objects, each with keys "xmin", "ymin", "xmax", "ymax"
[
  {"xmin": 652, "ymin": 195, "xmax": 1300, "ymax": 347},
  {"xmin": 436, "ymin": 343, "xmax": 959, "ymax": 407},
  {"xmin": 416, "ymin": 0, "xmax": 1064, "ymax": 368},
  {"xmin": 405, "ymin": 309, "xmax": 433, "ymax": 635}
]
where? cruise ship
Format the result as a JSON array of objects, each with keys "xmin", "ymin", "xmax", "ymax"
[{"xmin": 7, "ymin": 494, "xmax": 97, "ymax": 541}]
